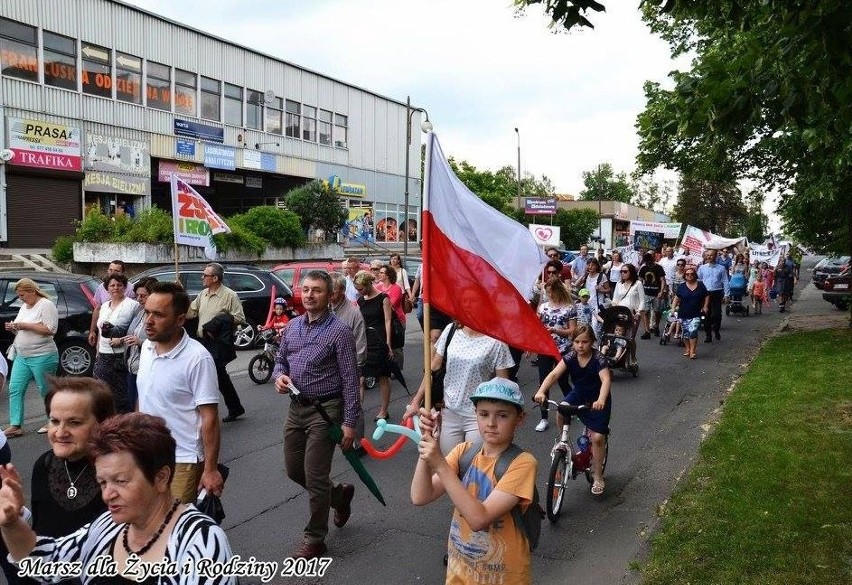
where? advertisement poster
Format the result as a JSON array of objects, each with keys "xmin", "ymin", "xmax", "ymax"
[
  {"xmin": 343, "ymin": 203, "xmax": 374, "ymax": 243},
  {"xmin": 85, "ymin": 133, "xmax": 150, "ymax": 175},
  {"xmin": 376, "ymin": 214, "xmax": 400, "ymax": 243},
  {"xmin": 633, "ymin": 230, "xmax": 665, "ymax": 251},
  {"xmin": 7, "ymin": 117, "xmax": 82, "ymax": 171},
  {"xmin": 400, "ymin": 218, "xmax": 418, "ymax": 242}
]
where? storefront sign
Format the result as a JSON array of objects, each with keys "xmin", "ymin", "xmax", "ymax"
[
  {"xmin": 174, "ymin": 119, "xmax": 223, "ymax": 143},
  {"xmin": 7, "ymin": 117, "xmax": 82, "ymax": 171},
  {"xmin": 213, "ymin": 173, "xmax": 243, "ymax": 184},
  {"xmin": 245, "ymin": 177, "xmax": 263, "ymax": 189},
  {"xmin": 84, "ymin": 171, "xmax": 151, "ymax": 196},
  {"xmin": 84, "ymin": 133, "xmax": 150, "ymax": 176},
  {"xmin": 524, "ymin": 197, "xmax": 557, "ymax": 215},
  {"xmin": 204, "ymin": 144, "xmax": 235, "ymax": 170},
  {"xmin": 243, "ymin": 149, "xmax": 276, "ymax": 172},
  {"xmin": 158, "ymin": 161, "xmax": 209, "ymax": 186},
  {"xmin": 323, "ymin": 174, "xmax": 367, "ymax": 197},
  {"xmin": 176, "ymin": 139, "xmax": 196, "ymax": 157}
]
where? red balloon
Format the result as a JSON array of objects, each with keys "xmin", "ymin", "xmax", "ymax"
[{"xmin": 360, "ymin": 417, "xmax": 415, "ymax": 460}]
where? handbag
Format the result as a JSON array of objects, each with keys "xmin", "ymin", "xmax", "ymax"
[
  {"xmin": 430, "ymin": 324, "xmax": 458, "ymax": 407},
  {"xmin": 402, "ymin": 294, "xmax": 414, "ymax": 314},
  {"xmin": 391, "ymin": 313, "xmax": 406, "ymax": 349},
  {"xmin": 6, "ymin": 343, "xmax": 16, "ymax": 362},
  {"xmin": 196, "ymin": 464, "xmax": 230, "ymax": 525}
]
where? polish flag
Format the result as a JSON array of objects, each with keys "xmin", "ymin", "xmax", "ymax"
[{"xmin": 422, "ymin": 132, "xmax": 559, "ymax": 358}]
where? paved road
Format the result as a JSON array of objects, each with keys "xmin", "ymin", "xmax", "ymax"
[{"xmin": 3, "ymin": 258, "xmax": 833, "ymax": 585}]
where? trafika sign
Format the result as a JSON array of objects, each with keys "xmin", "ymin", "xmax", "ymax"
[
  {"xmin": 6, "ymin": 117, "xmax": 82, "ymax": 171},
  {"xmin": 529, "ymin": 223, "xmax": 561, "ymax": 246}
]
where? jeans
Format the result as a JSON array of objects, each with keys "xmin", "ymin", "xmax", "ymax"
[{"xmin": 7, "ymin": 352, "xmax": 58, "ymax": 426}]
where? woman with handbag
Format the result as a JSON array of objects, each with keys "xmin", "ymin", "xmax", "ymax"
[
  {"xmin": 404, "ymin": 321, "xmax": 514, "ymax": 455},
  {"xmin": 3, "ymin": 278, "xmax": 59, "ymax": 439},
  {"xmin": 611, "ymin": 263, "xmax": 646, "ymax": 337},
  {"xmin": 355, "ymin": 270, "xmax": 394, "ymax": 422},
  {"xmin": 92, "ymin": 273, "xmax": 139, "ymax": 414},
  {"xmin": 377, "ymin": 265, "xmax": 408, "ymax": 369}
]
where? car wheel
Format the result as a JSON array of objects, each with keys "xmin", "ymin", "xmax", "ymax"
[
  {"xmin": 58, "ymin": 340, "xmax": 94, "ymax": 376},
  {"xmin": 835, "ymin": 301, "xmax": 849, "ymax": 311},
  {"xmin": 233, "ymin": 321, "xmax": 257, "ymax": 350}
]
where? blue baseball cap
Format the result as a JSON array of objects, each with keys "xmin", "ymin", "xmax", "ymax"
[{"xmin": 470, "ymin": 378, "xmax": 524, "ymax": 409}]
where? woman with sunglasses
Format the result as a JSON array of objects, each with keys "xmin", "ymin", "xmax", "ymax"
[
  {"xmin": 533, "ymin": 260, "xmax": 565, "ymax": 308},
  {"xmin": 611, "ymin": 264, "xmax": 645, "ymax": 334},
  {"xmin": 670, "ymin": 268, "xmax": 709, "ymax": 359},
  {"xmin": 603, "ymin": 250, "xmax": 625, "ymax": 291}
]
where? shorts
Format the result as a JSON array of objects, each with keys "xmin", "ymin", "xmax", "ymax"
[
  {"xmin": 680, "ymin": 317, "xmax": 702, "ymax": 339},
  {"xmin": 642, "ymin": 296, "xmax": 668, "ymax": 312},
  {"xmin": 563, "ymin": 389, "xmax": 611, "ymax": 435}
]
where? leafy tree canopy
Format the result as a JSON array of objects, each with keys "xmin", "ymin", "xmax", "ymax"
[
  {"xmin": 283, "ymin": 180, "xmax": 348, "ymax": 235},
  {"xmin": 553, "ymin": 208, "xmax": 600, "ymax": 250},
  {"xmin": 579, "ymin": 163, "xmax": 635, "ymax": 203},
  {"xmin": 449, "ymin": 158, "xmax": 555, "ymax": 215},
  {"xmin": 671, "ymin": 176, "xmax": 747, "ymax": 236}
]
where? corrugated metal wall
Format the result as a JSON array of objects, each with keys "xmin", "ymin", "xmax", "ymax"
[{"xmin": 0, "ymin": 0, "xmax": 419, "ymax": 201}]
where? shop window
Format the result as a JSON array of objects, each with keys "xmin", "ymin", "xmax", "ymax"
[
  {"xmin": 265, "ymin": 96, "xmax": 282, "ymax": 134},
  {"xmin": 146, "ymin": 61, "xmax": 171, "ymax": 111},
  {"xmin": 318, "ymin": 109, "xmax": 332, "ymax": 146},
  {"xmin": 223, "ymin": 83, "xmax": 242, "ymax": 126},
  {"xmin": 302, "ymin": 105, "xmax": 317, "ymax": 142},
  {"xmin": 175, "ymin": 69, "xmax": 196, "ymax": 116},
  {"xmin": 334, "ymin": 114, "xmax": 348, "ymax": 148},
  {"xmin": 200, "ymin": 76, "xmax": 220, "ymax": 121},
  {"xmin": 246, "ymin": 89, "xmax": 263, "ymax": 130},
  {"xmin": 374, "ymin": 204, "xmax": 402, "ymax": 243},
  {"xmin": 43, "ymin": 30, "xmax": 77, "ymax": 90},
  {"xmin": 81, "ymin": 42, "xmax": 112, "ymax": 98},
  {"xmin": 116, "ymin": 52, "xmax": 142, "ymax": 104},
  {"xmin": 0, "ymin": 17, "xmax": 38, "ymax": 83},
  {"xmin": 285, "ymin": 99, "xmax": 301, "ymax": 138}
]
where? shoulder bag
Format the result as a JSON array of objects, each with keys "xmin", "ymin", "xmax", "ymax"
[{"xmin": 429, "ymin": 324, "xmax": 458, "ymax": 407}]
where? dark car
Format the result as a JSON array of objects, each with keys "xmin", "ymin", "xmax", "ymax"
[
  {"xmin": 822, "ymin": 268, "xmax": 851, "ymax": 310},
  {"xmin": 0, "ymin": 272, "xmax": 100, "ymax": 376},
  {"xmin": 271, "ymin": 260, "xmax": 369, "ymax": 314},
  {"xmin": 131, "ymin": 264, "xmax": 292, "ymax": 349},
  {"xmin": 812, "ymin": 256, "xmax": 850, "ymax": 289}
]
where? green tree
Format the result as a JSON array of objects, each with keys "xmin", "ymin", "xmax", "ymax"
[
  {"xmin": 283, "ymin": 180, "xmax": 348, "ymax": 235},
  {"xmin": 579, "ymin": 163, "xmax": 635, "ymax": 203},
  {"xmin": 448, "ymin": 159, "xmax": 555, "ymax": 215},
  {"xmin": 631, "ymin": 174, "xmax": 675, "ymax": 214},
  {"xmin": 671, "ymin": 175, "xmax": 747, "ymax": 236},
  {"xmin": 743, "ymin": 188, "xmax": 769, "ymax": 244},
  {"xmin": 553, "ymin": 208, "xmax": 599, "ymax": 249}
]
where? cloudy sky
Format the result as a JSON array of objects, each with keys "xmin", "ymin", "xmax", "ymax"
[{"xmin": 126, "ymin": 0, "xmax": 678, "ymax": 199}]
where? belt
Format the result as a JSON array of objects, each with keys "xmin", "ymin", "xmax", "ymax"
[{"xmin": 289, "ymin": 393, "xmax": 342, "ymax": 406}]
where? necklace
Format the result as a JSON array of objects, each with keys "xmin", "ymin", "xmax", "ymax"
[
  {"xmin": 63, "ymin": 460, "xmax": 89, "ymax": 500},
  {"xmin": 122, "ymin": 499, "xmax": 181, "ymax": 556}
]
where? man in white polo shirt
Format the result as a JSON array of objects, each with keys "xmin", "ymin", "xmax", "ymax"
[{"xmin": 137, "ymin": 281, "xmax": 224, "ymax": 503}]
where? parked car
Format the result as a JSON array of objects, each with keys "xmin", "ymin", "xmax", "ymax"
[
  {"xmin": 812, "ymin": 256, "xmax": 850, "ymax": 289},
  {"xmin": 271, "ymin": 260, "xmax": 369, "ymax": 314},
  {"xmin": 0, "ymin": 272, "xmax": 100, "ymax": 376},
  {"xmin": 131, "ymin": 264, "xmax": 292, "ymax": 349},
  {"xmin": 822, "ymin": 268, "xmax": 851, "ymax": 310}
]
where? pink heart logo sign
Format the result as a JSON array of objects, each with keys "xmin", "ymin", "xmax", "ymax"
[{"xmin": 535, "ymin": 227, "xmax": 553, "ymax": 241}]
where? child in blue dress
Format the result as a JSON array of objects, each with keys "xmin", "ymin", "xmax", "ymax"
[{"xmin": 534, "ymin": 325, "xmax": 612, "ymax": 495}]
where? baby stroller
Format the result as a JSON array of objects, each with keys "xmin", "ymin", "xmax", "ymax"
[
  {"xmin": 599, "ymin": 305, "xmax": 639, "ymax": 377},
  {"xmin": 659, "ymin": 309, "xmax": 682, "ymax": 346},
  {"xmin": 726, "ymin": 272, "xmax": 750, "ymax": 316}
]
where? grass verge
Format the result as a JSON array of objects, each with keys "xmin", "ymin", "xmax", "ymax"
[{"xmin": 640, "ymin": 329, "xmax": 852, "ymax": 584}]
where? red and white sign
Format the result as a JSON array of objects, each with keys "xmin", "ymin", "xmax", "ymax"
[
  {"xmin": 158, "ymin": 160, "xmax": 209, "ymax": 186},
  {"xmin": 171, "ymin": 175, "xmax": 229, "ymax": 260},
  {"xmin": 7, "ymin": 117, "xmax": 82, "ymax": 172},
  {"xmin": 529, "ymin": 223, "xmax": 561, "ymax": 247}
]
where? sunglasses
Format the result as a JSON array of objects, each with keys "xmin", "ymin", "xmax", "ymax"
[
  {"xmin": 620, "ymin": 269, "xmax": 630, "ymax": 273},
  {"xmin": 547, "ymin": 253, "xmax": 559, "ymax": 257},
  {"xmin": 685, "ymin": 272, "xmax": 697, "ymax": 276},
  {"xmin": 546, "ymin": 270, "xmax": 557, "ymax": 274}
]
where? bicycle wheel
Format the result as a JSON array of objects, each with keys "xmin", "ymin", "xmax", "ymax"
[
  {"xmin": 546, "ymin": 450, "xmax": 569, "ymax": 522},
  {"xmin": 248, "ymin": 355, "xmax": 273, "ymax": 384}
]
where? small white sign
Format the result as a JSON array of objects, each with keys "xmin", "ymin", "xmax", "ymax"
[{"xmin": 529, "ymin": 223, "xmax": 560, "ymax": 247}]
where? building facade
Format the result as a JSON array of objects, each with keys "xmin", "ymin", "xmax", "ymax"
[{"xmin": 0, "ymin": 0, "xmax": 424, "ymax": 248}]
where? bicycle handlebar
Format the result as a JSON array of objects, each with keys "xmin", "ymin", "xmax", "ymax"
[{"xmin": 545, "ymin": 400, "xmax": 590, "ymax": 417}]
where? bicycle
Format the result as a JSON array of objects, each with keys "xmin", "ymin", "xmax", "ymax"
[
  {"xmin": 248, "ymin": 328, "xmax": 279, "ymax": 384},
  {"xmin": 544, "ymin": 400, "xmax": 609, "ymax": 522}
]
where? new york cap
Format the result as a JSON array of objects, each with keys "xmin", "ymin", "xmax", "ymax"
[{"xmin": 469, "ymin": 377, "xmax": 524, "ymax": 409}]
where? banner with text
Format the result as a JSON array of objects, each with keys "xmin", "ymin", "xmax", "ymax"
[
  {"xmin": 170, "ymin": 175, "xmax": 230, "ymax": 260},
  {"xmin": 748, "ymin": 242, "xmax": 784, "ymax": 268},
  {"xmin": 524, "ymin": 198, "xmax": 557, "ymax": 215},
  {"xmin": 629, "ymin": 220, "xmax": 682, "ymax": 239},
  {"xmin": 680, "ymin": 225, "xmax": 747, "ymax": 255},
  {"xmin": 7, "ymin": 117, "xmax": 82, "ymax": 171}
]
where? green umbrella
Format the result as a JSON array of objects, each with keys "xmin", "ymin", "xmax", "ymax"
[{"xmin": 290, "ymin": 385, "xmax": 387, "ymax": 506}]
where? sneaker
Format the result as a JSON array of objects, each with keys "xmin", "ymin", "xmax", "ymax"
[
  {"xmin": 640, "ymin": 331, "xmax": 651, "ymax": 340},
  {"xmin": 535, "ymin": 419, "xmax": 549, "ymax": 432}
]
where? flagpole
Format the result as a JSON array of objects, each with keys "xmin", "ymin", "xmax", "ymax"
[{"xmin": 422, "ymin": 131, "xmax": 434, "ymax": 411}]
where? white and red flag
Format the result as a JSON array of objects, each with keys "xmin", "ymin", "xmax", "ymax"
[
  {"xmin": 421, "ymin": 132, "xmax": 559, "ymax": 358},
  {"xmin": 171, "ymin": 175, "xmax": 230, "ymax": 260}
]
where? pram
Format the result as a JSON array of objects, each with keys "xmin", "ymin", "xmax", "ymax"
[
  {"xmin": 726, "ymin": 272, "xmax": 750, "ymax": 316},
  {"xmin": 659, "ymin": 309, "xmax": 682, "ymax": 346},
  {"xmin": 599, "ymin": 305, "xmax": 638, "ymax": 377}
]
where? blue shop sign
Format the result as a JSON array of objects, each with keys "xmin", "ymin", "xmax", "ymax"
[
  {"xmin": 176, "ymin": 139, "xmax": 195, "ymax": 157},
  {"xmin": 204, "ymin": 144, "xmax": 236, "ymax": 171},
  {"xmin": 174, "ymin": 119, "xmax": 224, "ymax": 143},
  {"xmin": 261, "ymin": 153, "xmax": 276, "ymax": 172}
]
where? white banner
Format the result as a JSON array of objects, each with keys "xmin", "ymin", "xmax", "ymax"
[
  {"xmin": 171, "ymin": 175, "xmax": 230, "ymax": 260},
  {"xmin": 629, "ymin": 220, "xmax": 682, "ymax": 239},
  {"xmin": 748, "ymin": 242, "xmax": 785, "ymax": 268},
  {"xmin": 529, "ymin": 223, "xmax": 561, "ymax": 247},
  {"xmin": 680, "ymin": 225, "xmax": 747, "ymax": 254}
]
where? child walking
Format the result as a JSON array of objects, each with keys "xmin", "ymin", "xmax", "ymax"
[
  {"xmin": 411, "ymin": 378, "xmax": 537, "ymax": 584},
  {"xmin": 752, "ymin": 271, "xmax": 767, "ymax": 314}
]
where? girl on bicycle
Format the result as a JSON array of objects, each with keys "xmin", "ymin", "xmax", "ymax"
[{"xmin": 533, "ymin": 325, "xmax": 612, "ymax": 496}]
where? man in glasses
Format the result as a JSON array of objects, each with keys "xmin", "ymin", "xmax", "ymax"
[
  {"xmin": 187, "ymin": 262, "xmax": 247, "ymax": 422},
  {"xmin": 697, "ymin": 249, "xmax": 730, "ymax": 342}
]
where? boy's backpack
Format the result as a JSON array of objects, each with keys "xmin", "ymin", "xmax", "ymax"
[{"xmin": 457, "ymin": 442, "xmax": 543, "ymax": 550}]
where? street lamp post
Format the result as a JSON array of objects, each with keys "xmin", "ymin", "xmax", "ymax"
[
  {"xmin": 514, "ymin": 127, "xmax": 521, "ymax": 212},
  {"xmin": 404, "ymin": 96, "xmax": 432, "ymax": 262}
]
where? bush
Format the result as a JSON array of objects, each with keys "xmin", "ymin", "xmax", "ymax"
[
  {"xmin": 52, "ymin": 235, "xmax": 74, "ymax": 264},
  {"xmin": 231, "ymin": 206, "xmax": 306, "ymax": 249},
  {"xmin": 76, "ymin": 209, "xmax": 115, "ymax": 242},
  {"xmin": 120, "ymin": 208, "xmax": 174, "ymax": 244},
  {"xmin": 213, "ymin": 224, "xmax": 266, "ymax": 256}
]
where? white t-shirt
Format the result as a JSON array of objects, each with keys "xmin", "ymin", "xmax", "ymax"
[
  {"xmin": 658, "ymin": 256, "xmax": 678, "ymax": 288},
  {"xmin": 97, "ymin": 298, "xmax": 138, "ymax": 355},
  {"xmin": 137, "ymin": 332, "xmax": 220, "ymax": 463},
  {"xmin": 13, "ymin": 297, "xmax": 58, "ymax": 357},
  {"xmin": 436, "ymin": 326, "xmax": 515, "ymax": 415}
]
